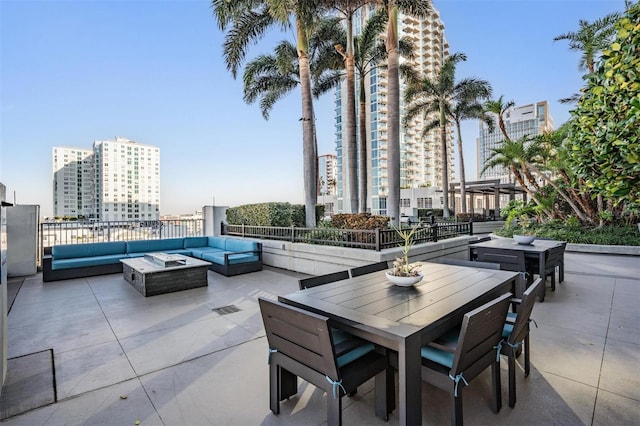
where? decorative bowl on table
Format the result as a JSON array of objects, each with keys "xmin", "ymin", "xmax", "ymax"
[
  {"xmin": 385, "ymin": 271, "xmax": 424, "ymax": 287},
  {"xmin": 513, "ymin": 234, "xmax": 536, "ymax": 245}
]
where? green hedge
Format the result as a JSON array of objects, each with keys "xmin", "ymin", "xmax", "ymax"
[
  {"xmin": 226, "ymin": 202, "xmax": 323, "ymax": 227},
  {"xmin": 495, "ymin": 222, "xmax": 640, "ymax": 246}
]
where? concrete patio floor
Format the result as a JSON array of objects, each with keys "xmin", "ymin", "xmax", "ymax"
[{"xmin": 1, "ymin": 252, "xmax": 638, "ymax": 425}]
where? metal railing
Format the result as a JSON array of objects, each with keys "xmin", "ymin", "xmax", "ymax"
[
  {"xmin": 38, "ymin": 219, "xmax": 205, "ymax": 266},
  {"xmin": 222, "ymin": 221, "xmax": 473, "ymax": 251}
]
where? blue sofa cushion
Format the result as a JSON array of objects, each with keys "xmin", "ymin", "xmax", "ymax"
[
  {"xmin": 52, "ymin": 242, "xmax": 127, "ymax": 260},
  {"xmin": 52, "ymin": 254, "xmax": 126, "ymax": 270},
  {"xmin": 207, "ymin": 236, "xmax": 227, "ymax": 250},
  {"xmin": 200, "ymin": 251, "xmax": 259, "ymax": 266},
  {"xmin": 184, "ymin": 237, "xmax": 209, "ymax": 248},
  {"xmin": 189, "ymin": 247, "xmax": 224, "ymax": 258},
  {"xmin": 126, "ymin": 238, "xmax": 184, "ymax": 254},
  {"xmin": 225, "ymin": 238, "xmax": 257, "ymax": 253}
]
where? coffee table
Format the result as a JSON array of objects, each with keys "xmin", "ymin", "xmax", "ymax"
[{"xmin": 120, "ymin": 253, "xmax": 211, "ymax": 297}]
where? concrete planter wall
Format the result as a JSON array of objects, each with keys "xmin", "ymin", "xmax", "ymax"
[{"xmin": 260, "ymin": 235, "xmax": 478, "ymax": 275}]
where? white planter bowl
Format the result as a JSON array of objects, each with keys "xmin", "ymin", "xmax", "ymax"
[
  {"xmin": 385, "ymin": 271, "xmax": 424, "ymax": 287},
  {"xmin": 513, "ymin": 234, "xmax": 536, "ymax": 245}
]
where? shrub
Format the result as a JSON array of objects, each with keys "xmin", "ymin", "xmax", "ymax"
[
  {"xmin": 496, "ymin": 223, "xmax": 640, "ymax": 246},
  {"xmin": 330, "ymin": 213, "xmax": 390, "ymax": 230}
]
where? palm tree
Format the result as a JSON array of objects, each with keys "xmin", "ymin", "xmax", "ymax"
[
  {"xmin": 554, "ymin": 13, "xmax": 620, "ymax": 74},
  {"xmin": 326, "ymin": 1, "xmax": 375, "ymax": 214},
  {"xmin": 484, "ymin": 95, "xmax": 516, "ymax": 183},
  {"xmin": 384, "ymin": 0, "xmax": 431, "ymax": 225},
  {"xmin": 484, "ymin": 95, "xmax": 515, "ymax": 142},
  {"xmin": 404, "ymin": 52, "xmax": 468, "ymax": 218},
  {"xmin": 449, "ymin": 82, "xmax": 493, "ymax": 213},
  {"xmin": 212, "ymin": 0, "xmax": 324, "ymax": 227},
  {"xmin": 353, "ymin": 9, "xmax": 388, "ymax": 213},
  {"xmin": 554, "ymin": 11, "xmax": 620, "ymax": 103}
]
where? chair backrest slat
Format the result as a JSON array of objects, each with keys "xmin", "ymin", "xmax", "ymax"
[
  {"xmin": 452, "ymin": 293, "xmax": 512, "ymax": 376},
  {"xmin": 545, "ymin": 245, "xmax": 564, "ymax": 270},
  {"xmin": 259, "ymin": 298, "xmax": 339, "ymax": 380},
  {"xmin": 350, "ymin": 261, "xmax": 388, "ymax": 278},
  {"xmin": 509, "ymin": 278, "xmax": 542, "ymax": 344},
  {"xmin": 476, "ymin": 247, "xmax": 526, "ymax": 273},
  {"xmin": 299, "ymin": 270, "xmax": 350, "ymax": 290}
]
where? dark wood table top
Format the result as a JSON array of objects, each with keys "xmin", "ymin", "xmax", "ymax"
[
  {"xmin": 280, "ymin": 261, "xmax": 519, "ymax": 346},
  {"xmin": 471, "ymin": 237, "xmax": 563, "ymax": 253}
]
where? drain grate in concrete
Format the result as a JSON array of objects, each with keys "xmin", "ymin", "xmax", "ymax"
[
  {"xmin": 0, "ymin": 349, "xmax": 56, "ymax": 420},
  {"xmin": 211, "ymin": 304, "xmax": 241, "ymax": 315}
]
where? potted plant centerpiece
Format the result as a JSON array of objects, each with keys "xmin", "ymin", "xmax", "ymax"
[
  {"xmin": 386, "ymin": 222, "xmax": 424, "ymax": 286},
  {"xmin": 513, "ymin": 214, "xmax": 536, "ymax": 245}
]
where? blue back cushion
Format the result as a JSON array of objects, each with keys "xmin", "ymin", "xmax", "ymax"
[
  {"xmin": 225, "ymin": 238, "xmax": 257, "ymax": 253},
  {"xmin": 52, "ymin": 242, "xmax": 126, "ymax": 259},
  {"xmin": 208, "ymin": 236, "xmax": 226, "ymax": 250},
  {"xmin": 184, "ymin": 237, "xmax": 208, "ymax": 248},
  {"xmin": 126, "ymin": 238, "xmax": 184, "ymax": 254}
]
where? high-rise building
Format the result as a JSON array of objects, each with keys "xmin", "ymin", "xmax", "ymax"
[
  {"xmin": 53, "ymin": 137, "xmax": 160, "ymax": 221},
  {"xmin": 52, "ymin": 146, "xmax": 95, "ymax": 219},
  {"xmin": 333, "ymin": 5, "xmax": 454, "ymax": 216},
  {"xmin": 318, "ymin": 154, "xmax": 337, "ymax": 196},
  {"xmin": 478, "ymin": 101, "xmax": 554, "ymax": 182}
]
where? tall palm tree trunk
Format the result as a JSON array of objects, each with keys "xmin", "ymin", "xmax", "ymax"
[
  {"xmin": 346, "ymin": 18, "xmax": 358, "ymax": 213},
  {"xmin": 440, "ymin": 102, "xmax": 450, "ymax": 218},
  {"xmin": 358, "ymin": 80, "xmax": 368, "ymax": 213},
  {"xmin": 297, "ymin": 19, "xmax": 317, "ymax": 228},
  {"xmin": 455, "ymin": 122, "xmax": 467, "ymax": 213},
  {"xmin": 386, "ymin": 2, "xmax": 400, "ymax": 225}
]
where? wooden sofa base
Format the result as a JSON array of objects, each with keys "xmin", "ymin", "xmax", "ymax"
[
  {"xmin": 208, "ymin": 260, "xmax": 263, "ymax": 277},
  {"xmin": 42, "ymin": 256, "xmax": 123, "ymax": 282}
]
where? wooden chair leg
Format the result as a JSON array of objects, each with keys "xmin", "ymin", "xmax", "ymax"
[
  {"xmin": 374, "ymin": 370, "xmax": 390, "ymax": 421},
  {"xmin": 327, "ymin": 394, "xmax": 342, "ymax": 426},
  {"xmin": 524, "ymin": 334, "xmax": 531, "ymax": 377},
  {"xmin": 451, "ymin": 390, "xmax": 464, "ymax": 426},
  {"xmin": 508, "ymin": 352, "xmax": 517, "ymax": 408},
  {"xmin": 491, "ymin": 360, "xmax": 502, "ymax": 413},
  {"xmin": 269, "ymin": 363, "xmax": 280, "ymax": 415}
]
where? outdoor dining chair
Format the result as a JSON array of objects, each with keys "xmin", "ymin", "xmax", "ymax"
[
  {"xmin": 258, "ymin": 298, "xmax": 394, "ymax": 426},
  {"xmin": 527, "ymin": 243, "xmax": 566, "ymax": 290},
  {"xmin": 500, "ymin": 278, "xmax": 542, "ymax": 408},
  {"xmin": 298, "ymin": 270, "xmax": 350, "ymax": 290},
  {"xmin": 438, "ymin": 258, "xmax": 501, "ymax": 270},
  {"xmin": 420, "ymin": 292, "xmax": 512, "ymax": 426},
  {"xmin": 349, "ymin": 261, "xmax": 389, "ymax": 277}
]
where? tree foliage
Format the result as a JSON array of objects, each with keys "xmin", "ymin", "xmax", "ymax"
[{"xmin": 566, "ymin": 2, "xmax": 640, "ymax": 206}]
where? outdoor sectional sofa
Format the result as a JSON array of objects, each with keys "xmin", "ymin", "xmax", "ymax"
[{"xmin": 42, "ymin": 236, "xmax": 262, "ymax": 282}]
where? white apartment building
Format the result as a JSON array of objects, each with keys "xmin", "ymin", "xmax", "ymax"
[
  {"xmin": 478, "ymin": 101, "xmax": 554, "ymax": 182},
  {"xmin": 52, "ymin": 147, "xmax": 95, "ymax": 218},
  {"xmin": 318, "ymin": 154, "xmax": 337, "ymax": 196},
  {"xmin": 53, "ymin": 137, "xmax": 160, "ymax": 221},
  {"xmin": 334, "ymin": 4, "xmax": 454, "ymax": 216}
]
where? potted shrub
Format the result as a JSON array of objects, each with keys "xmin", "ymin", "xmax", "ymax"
[
  {"xmin": 386, "ymin": 222, "xmax": 424, "ymax": 286},
  {"xmin": 513, "ymin": 215, "xmax": 536, "ymax": 245}
]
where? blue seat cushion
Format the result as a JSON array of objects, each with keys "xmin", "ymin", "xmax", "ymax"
[
  {"xmin": 184, "ymin": 237, "xmax": 209, "ymax": 248},
  {"xmin": 52, "ymin": 242, "xmax": 126, "ymax": 259},
  {"xmin": 126, "ymin": 238, "xmax": 185, "ymax": 254},
  {"xmin": 189, "ymin": 247, "xmax": 224, "ymax": 258},
  {"xmin": 421, "ymin": 327, "xmax": 460, "ymax": 368},
  {"xmin": 337, "ymin": 342, "xmax": 375, "ymax": 368},
  {"xmin": 52, "ymin": 254, "xmax": 126, "ymax": 270},
  {"xmin": 421, "ymin": 345, "xmax": 455, "ymax": 368},
  {"xmin": 503, "ymin": 312, "xmax": 517, "ymax": 338},
  {"xmin": 200, "ymin": 251, "xmax": 259, "ymax": 265}
]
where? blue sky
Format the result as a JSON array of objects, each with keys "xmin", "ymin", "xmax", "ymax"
[{"xmin": 0, "ymin": 0, "xmax": 624, "ymax": 217}]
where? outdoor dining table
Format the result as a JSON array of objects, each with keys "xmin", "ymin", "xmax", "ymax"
[
  {"xmin": 278, "ymin": 261, "xmax": 520, "ymax": 426},
  {"xmin": 468, "ymin": 238, "xmax": 565, "ymax": 302}
]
